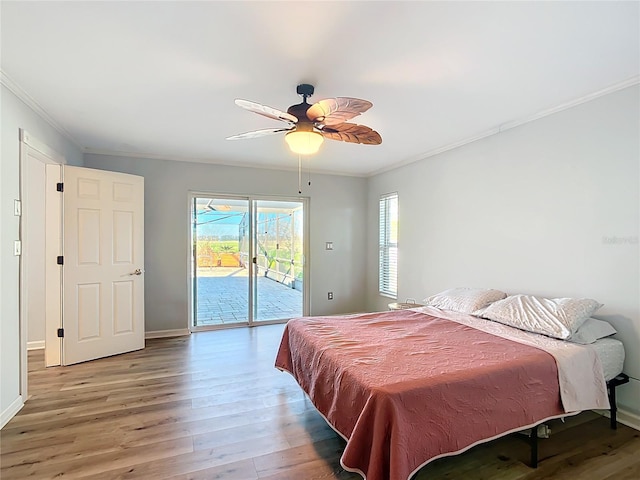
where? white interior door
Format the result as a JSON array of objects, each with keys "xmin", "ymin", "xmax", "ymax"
[{"xmin": 63, "ymin": 166, "xmax": 145, "ymax": 365}]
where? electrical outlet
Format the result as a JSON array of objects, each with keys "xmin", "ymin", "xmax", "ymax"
[
  {"xmin": 325, "ymin": 242, "xmax": 333, "ymax": 250},
  {"xmin": 328, "ymin": 292, "xmax": 333, "ymax": 300}
]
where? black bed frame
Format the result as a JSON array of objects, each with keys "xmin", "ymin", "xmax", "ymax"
[{"xmin": 527, "ymin": 373, "xmax": 630, "ymax": 468}]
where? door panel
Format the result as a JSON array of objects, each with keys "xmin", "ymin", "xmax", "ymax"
[
  {"xmin": 77, "ymin": 284, "xmax": 100, "ymax": 340},
  {"xmin": 253, "ymin": 200, "xmax": 304, "ymax": 323},
  {"xmin": 45, "ymin": 164, "xmax": 63, "ymax": 367},
  {"xmin": 77, "ymin": 209, "xmax": 101, "ymax": 264},
  {"xmin": 113, "ymin": 281, "xmax": 134, "ymax": 333},
  {"xmin": 192, "ymin": 197, "xmax": 250, "ymax": 327},
  {"xmin": 63, "ymin": 166, "xmax": 144, "ymax": 365}
]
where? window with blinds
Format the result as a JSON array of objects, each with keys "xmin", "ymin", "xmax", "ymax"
[{"xmin": 379, "ymin": 193, "xmax": 398, "ymax": 298}]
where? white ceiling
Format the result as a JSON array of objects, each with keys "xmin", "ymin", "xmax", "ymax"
[{"xmin": 1, "ymin": 1, "xmax": 638, "ymax": 177}]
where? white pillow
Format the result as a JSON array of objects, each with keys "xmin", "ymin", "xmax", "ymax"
[
  {"xmin": 423, "ymin": 287, "xmax": 507, "ymax": 314},
  {"xmin": 568, "ymin": 318, "xmax": 617, "ymax": 344},
  {"xmin": 481, "ymin": 294, "xmax": 603, "ymax": 340}
]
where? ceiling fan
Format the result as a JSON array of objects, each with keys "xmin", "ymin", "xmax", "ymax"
[{"xmin": 226, "ymin": 84, "xmax": 382, "ymax": 155}]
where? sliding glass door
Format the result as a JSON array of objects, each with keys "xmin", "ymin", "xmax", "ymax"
[
  {"xmin": 253, "ymin": 200, "xmax": 304, "ymax": 322},
  {"xmin": 191, "ymin": 195, "xmax": 306, "ymax": 329}
]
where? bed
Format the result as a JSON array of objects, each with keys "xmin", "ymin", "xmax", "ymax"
[{"xmin": 275, "ymin": 302, "xmax": 626, "ymax": 480}]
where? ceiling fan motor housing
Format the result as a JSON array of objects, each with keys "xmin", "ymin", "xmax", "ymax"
[
  {"xmin": 287, "ymin": 102, "xmax": 314, "ymax": 130},
  {"xmin": 296, "ymin": 84, "xmax": 314, "ymax": 98}
]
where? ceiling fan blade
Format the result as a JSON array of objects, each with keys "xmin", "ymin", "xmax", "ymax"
[
  {"xmin": 226, "ymin": 127, "xmax": 293, "ymax": 140},
  {"xmin": 235, "ymin": 99, "xmax": 298, "ymax": 124},
  {"xmin": 319, "ymin": 123, "xmax": 382, "ymax": 145},
  {"xmin": 307, "ymin": 97, "xmax": 373, "ymax": 126}
]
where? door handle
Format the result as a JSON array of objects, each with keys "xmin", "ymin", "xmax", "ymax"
[{"xmin": 129, "ymin": 268, "xmax": 144, "ymax": 276}]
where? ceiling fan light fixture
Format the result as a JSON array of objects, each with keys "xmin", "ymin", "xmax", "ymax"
[{"xmin": 285, "ymin": 130, "xmax": 324, "ymax": 155}]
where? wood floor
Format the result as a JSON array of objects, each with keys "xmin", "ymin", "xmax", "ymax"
[{"xmin": 1, "ymin": 324, "xmax": 638, "ymax": 480}]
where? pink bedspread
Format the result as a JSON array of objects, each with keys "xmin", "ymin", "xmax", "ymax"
[{"xmin": 275, "ymin": 310, "xmax": 564, "ymax": 480}]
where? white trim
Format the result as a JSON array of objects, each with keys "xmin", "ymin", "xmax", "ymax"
[
  {"xmin": 1, "ymin": 396, "xmax": 24, "ymax": 430},
  {"xmin": 1, "ymin": 71, "xmax": 82, "ymax": 150},
  {"xmin": 368, "ymin": 75, "xmax": 640, "ymax": 177},
  {"xmin": 44, "ymin": 164, "xmax": 63, "ymax": 367},
  {"xmin": 617, "ymin": 408, "xmax": 640, "ymax": 432},
  {"xmin": 20, "ymin": 129, "xmax": 66, "ymax": 164},
  {"xmin": 27, "ymin": 341, "xmax": 45, "ymax": 351},
  {"xmin": 20, "ymin": 136, "xmax": 64, "ymax": 376},
  {"xmin": 598, "ymin": 408, "xmax": 640, "ymax": 432},
  {"xmin": 145, "ymin": 329, "xmax": 191, "ymax": 339},
  {"xmin": 84, "ymin": 148, "xmax": 366, "ymax": 178}
]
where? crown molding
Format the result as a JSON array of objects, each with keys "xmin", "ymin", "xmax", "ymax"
[
  {"xmin": 3, "ymin": 66, "xmax": 636, "ymax": 179},
  {"xmin": 367, "ymin": 75, "xmax": 640, "ymax": 177},
  {"xmin": 0, "ymin": 70, "xmax": 83, "ymax": 150},
  {"xmin": 83, "ymin": 148, "xmax": 367, "ymax": 178}
]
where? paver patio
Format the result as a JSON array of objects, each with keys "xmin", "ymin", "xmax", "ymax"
[{"xmin": 194, "ymin": 267, "xmax": 302, "ymax": 326}]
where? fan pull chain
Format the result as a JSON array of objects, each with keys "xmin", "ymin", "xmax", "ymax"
[
  {"xmin": 298, "ymin": 154, "xmax": 302, "ymax": 194},
  {"xmin": 308, "ymin": 156, "xmax": 311, "ymax": 187}
]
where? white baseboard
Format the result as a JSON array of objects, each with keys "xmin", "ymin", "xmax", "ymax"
[
  {"xmin": 145, "ymin": 328, "xmax": 191, "ymax": 339},
  {"xmin": 597, "ymin": 408, "xmax": 640, "ymax": 432},
  {"xmin": 27, "ymin": 340, "xmax": 45, "ymax": 350},
  {"xmin": 615, "ymin": 408, "xmax": 640, "ymax": 431},
  {"xmin": 1, "ymin": 395, "xmax": 24, "ymax": 430}
]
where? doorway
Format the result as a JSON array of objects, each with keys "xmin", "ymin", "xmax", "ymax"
[
  {"xmin": 190, "ymin": 195, "xmax": 308, "ymax": 329},
  {"xmin": 18, "ymin": 131, "xmax": 145, "ymax": 408}
]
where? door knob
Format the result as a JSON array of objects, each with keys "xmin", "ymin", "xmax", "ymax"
[{"xmin": 130, "ymin": 268, "xmax": 143, "ymax": 276}]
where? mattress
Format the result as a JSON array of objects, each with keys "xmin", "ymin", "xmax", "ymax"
[{"xmin": 591, "ymin": 337, "xmax": 625, "ymax": 381}]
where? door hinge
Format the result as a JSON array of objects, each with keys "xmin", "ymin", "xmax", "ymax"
[
  {"xmin": 57, "ymin": 328, "xmax": 64, "ymax": 338},
  {"xmin": 57, "ymin": 255, "xmax": 64, "ymax": 265},
  {"xmin": 56, "ymin": 182, "xmax": 64, "ymax": 192}
]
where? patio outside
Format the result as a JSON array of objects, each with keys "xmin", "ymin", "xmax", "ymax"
[{"xmin": 195, "ymin": 266, "xmax": 302, "ymax": 326}]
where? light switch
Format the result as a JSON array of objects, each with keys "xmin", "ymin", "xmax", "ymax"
[{"xmin": 325, "ymin": 242, "xmax": 333, "ymax": 250}]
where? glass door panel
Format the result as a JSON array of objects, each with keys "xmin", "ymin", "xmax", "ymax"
[
  {"xmin": 192, "ymin": 196, "xmax": 249, "ymax": 327},
  {"xmin": 253, "ymin": 200, "xmax": 304, "ymax": 323}
]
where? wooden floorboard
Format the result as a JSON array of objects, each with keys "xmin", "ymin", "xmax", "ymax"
[{"xmin": 1, "ymin": 324, "xmax": 638, "ymax": 479}]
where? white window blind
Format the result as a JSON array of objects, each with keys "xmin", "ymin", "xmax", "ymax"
[{"xmin": 379, "ymin": 193, "xmax": 398, "ymax": 298}]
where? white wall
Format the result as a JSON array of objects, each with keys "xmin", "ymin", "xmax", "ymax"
[
  {"xmin": 83, "ymin": 154, "xmax": 369, "ymax": 333},
  {"xmin": 0, "ymin": 84, "xmax": 83, "ymax": 425},
  {"xmin": 367, "ymin": 85, "xmax": 640, "ymax": 415}
]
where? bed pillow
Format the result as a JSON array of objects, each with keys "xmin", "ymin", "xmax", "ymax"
[
  {"xmin": 422, "ymin": 287, "xmax": 507, "ymax": 314},
  {"xmin": 481, "ymin": 294, "xmax": 602, "ymax": 340},
  {"xmin": 567, "ymin": 318, "xmax": 617, "ymax": 344}
]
